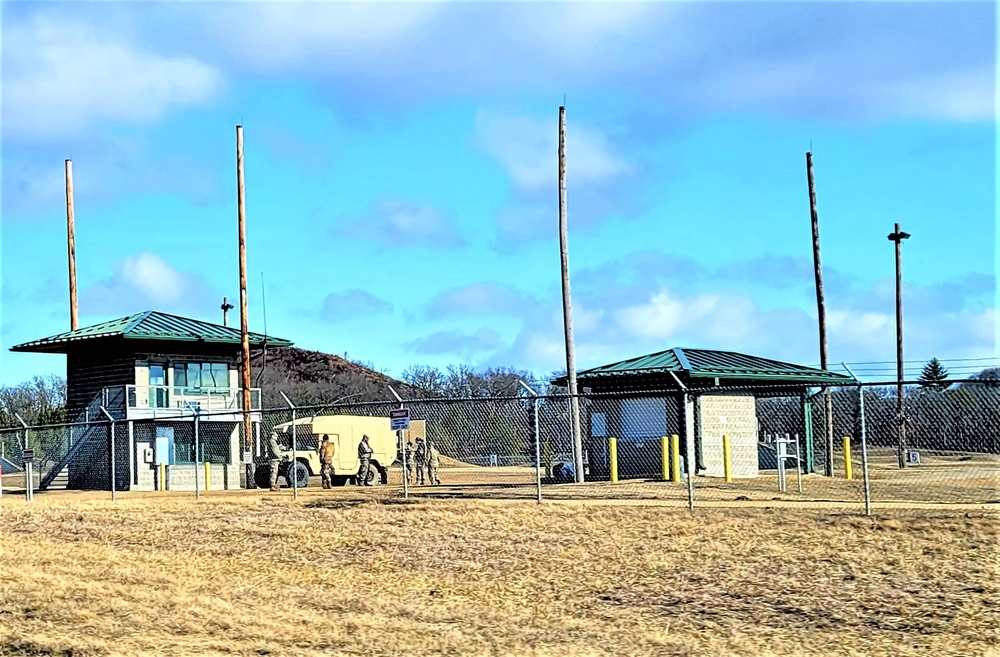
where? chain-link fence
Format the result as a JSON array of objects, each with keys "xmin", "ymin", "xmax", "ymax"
[{"xmin": 1, "ymin": 380, "xmax": 997, "ymax": 513}]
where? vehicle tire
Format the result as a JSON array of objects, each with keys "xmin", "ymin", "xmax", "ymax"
[
  {"xmin": 364, "ymin": 465, "xmax": 379, "ymax": 486},
  {"xmin": 285, "ymin": 461, "xmax": 310, "ymax": 489},
  {"xmin": 254, "ymin": 464, "xmax": 272, "ymax": 489}
]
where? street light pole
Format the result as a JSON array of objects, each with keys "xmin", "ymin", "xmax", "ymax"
[{"xmin": 888, "ymin": 223, "xmax": 911, "ymax": 469}]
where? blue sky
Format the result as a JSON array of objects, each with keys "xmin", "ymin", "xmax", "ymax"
[{"xmin": 1, "ymin": 1, "xmax": 996, "ymax": 386}]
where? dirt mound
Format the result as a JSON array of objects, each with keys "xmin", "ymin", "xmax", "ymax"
[{"xmin": 439, "ymin": 455, "xmax": 479, "ymax": 468}]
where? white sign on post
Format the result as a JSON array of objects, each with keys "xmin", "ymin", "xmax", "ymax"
[{"xmin": 390, "ymin": 408, "xmax": 411, "ymax": 431}]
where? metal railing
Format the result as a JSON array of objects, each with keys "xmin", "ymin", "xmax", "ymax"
[{"xmin": 122, "ymin": 385, "xmax": 262, "ymax": 416}]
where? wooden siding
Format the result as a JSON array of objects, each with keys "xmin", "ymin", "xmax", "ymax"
[
  {"xmin": 67, "ymin": 351, "xmax": 136, "ymax": 414},
  {"xmin": 64, "ymin": 338, "xmax": 243, "ymax": 415}
]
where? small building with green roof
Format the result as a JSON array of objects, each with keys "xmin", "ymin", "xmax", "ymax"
[
  {"xmin": 553, "ymin": 347, "xmax": 854, "ymax": 480},
  {"xmin": 10, "ymin": 310, "xmax": 291, "ymax": 492}
]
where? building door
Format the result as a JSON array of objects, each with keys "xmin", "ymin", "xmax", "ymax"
[
  {"xmin": 149, "ymin": 363, "xmax": 168, "ymax": 408},
  {"xmin": 620, "ymin": 397, "xmax": 668, "ymax": 478}
]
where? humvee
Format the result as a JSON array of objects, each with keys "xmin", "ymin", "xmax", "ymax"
[{"xmin": 256, "ymin": 414, "xmax": 426, "ymax": 488}]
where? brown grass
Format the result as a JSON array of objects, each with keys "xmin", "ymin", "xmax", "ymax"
[{"xmin": 1, "ymin": 492, "xmax": 998, "ymax": 657}]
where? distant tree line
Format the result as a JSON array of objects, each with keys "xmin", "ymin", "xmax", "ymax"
[{"xmin": 757, "ymin": 360, "xmax": 1000, "ymax": 456}]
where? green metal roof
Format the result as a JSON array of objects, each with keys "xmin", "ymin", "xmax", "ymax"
[
  {"xmin": 10, "ymin": 311, "xmax": 292, "ymax": 354},
  {"xmin": 562, "ymin": 347, "xmax": 854, "ymax": 387}
]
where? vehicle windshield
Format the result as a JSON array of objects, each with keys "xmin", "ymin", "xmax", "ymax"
[{"xmin": 278, "ymin": 431, "xmax": 318, "ymax": 452}]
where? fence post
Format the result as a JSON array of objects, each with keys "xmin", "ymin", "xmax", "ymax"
[
  {"xmin": 684, "ymin": 394, "xmax": 695, "ymax": 512},
  {"xmin": 722, "ymin": 434, "xmax": 732, "ymax": 483},
  {"xmin": 278, "ymin": 392, "xmax": 301, "ymax": 499},
  {"xmin": 858, "ymin": 386, "xmax": 872, "ymax": 516},
  {"xmin": 842, "ymin": 365, "xmax": 872, "ymax": 516},
  {"xmin": 609, "ymin": 437, "xmax": 618, "ymax": 483},
  {"xmin": 387, "ymin": 386, "xmax": 406, "ymax": 500},
  {"xmin": 519, "ymin": 381, "xmax": 542, "ymax": 503},
  {"xmin": 193, "ymin": 405, "xmax": 200, "ymax": 501},
  {"xmin": 843, "ymin": 436, "xmax": 853, "ymax": 480},
  {"xmin": 99, "ymin": 407, "xmax": 116, "ymax": 502}
]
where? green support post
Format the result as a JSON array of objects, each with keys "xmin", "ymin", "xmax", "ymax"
[{"xmin": 802, "ymin": 397, "xmax": 816, "ymax": 474}]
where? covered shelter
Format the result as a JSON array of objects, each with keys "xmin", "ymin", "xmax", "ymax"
[
  {"xmin": 10, "ymin": 310, "xmax": 291, "ymax": 492},
  {"xmin": 553, "ymin": 347, "xmax": 855, "ymax": 480}
]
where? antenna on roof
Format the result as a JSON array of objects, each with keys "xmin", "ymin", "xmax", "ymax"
[{"xmin": 221, "ymin": 297, "xmax": 235, "ymax": 327}]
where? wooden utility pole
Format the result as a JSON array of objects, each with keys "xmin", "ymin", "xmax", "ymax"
[
  {"xmin": 65, "ymin": 159, "xmax": 79, "ymax": 331},
  {"xmin": 806, "ymin": 152, "xmax": 833, "ymax": 476},
  {"xmin": 888, "ymin": 223, "xmax": 911, "ymax": 469},
  {"xmin": 237, "ymin": 125, "xmax": 254, "ymax": 486},
  {"xmin": 558, "ymin": 106, "xmax": 584, "ymax": 483}
]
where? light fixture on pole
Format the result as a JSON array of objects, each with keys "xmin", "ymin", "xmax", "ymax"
[{"xmin": 887, "ymin": 223, "xmax": 910, "ymax": 469}]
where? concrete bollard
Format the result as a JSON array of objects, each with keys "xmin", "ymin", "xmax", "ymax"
[
  {"xmin": 609, "ymin": 437, "xmax": 619, "ymax": 483},
  {"xmin": 661, "ymin": 436, "xmax": 669, "ymax": 481},
  {"xmin": 723, "ymin": 434, "xmax": 732, "ymax": 483},
  {"xmin": 671, "ymin": 434, "xmax": 681, "ymax": 483},
  {"xmin": 844, "ymin": 436, "xmax": 853, "ymax": 480}
]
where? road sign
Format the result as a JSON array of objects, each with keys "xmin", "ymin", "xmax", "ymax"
[
  {"xmin": 22, "ymin": 449, "xmax": 35, "ymax": 462},
  {"xmin": 390, "ymin": 408, "xmax": 411, "ymax": 431},
  {"xmin": 242, "ymin": 451, "xmax": 253, "ymax": 465}
]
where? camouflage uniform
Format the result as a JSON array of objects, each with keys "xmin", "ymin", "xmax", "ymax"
[
  {"xmin": 427, "ymin": 441, "xmax": 441, "ymax": 486},
  {"xmin": 414, "ymin": 438, "xmax": 427, "ymax": 485},
  {"xmin": 267, "ymin": 432, "xmax": 282, "ymax": 491},
  {"xmin": 357, "ymin": 435, "xmax": 374, "ymax": 486},
  {"xmin": 318, "ymin": 436, "xmax": 336, "ymax": 489},
  {"xmin": 405, "ymin": 442, "xmax": 415, "ymax": 484}
]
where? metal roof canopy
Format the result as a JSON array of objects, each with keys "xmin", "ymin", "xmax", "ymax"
[
  {"xmin": 553, "ymin": 347, "xmax": 854, "ymax": 390},
  {"xmin": 10, "ymin": 310, "xmax": 292, "ymax": 354}
]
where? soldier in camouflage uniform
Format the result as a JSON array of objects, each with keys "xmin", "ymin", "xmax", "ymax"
[
  {"xmin": 426, "ymin": 439, "xmax": 441, "ymax": 486},
  {"xmin": 267, "ymin": 431, "xmax": 282, "ymax": 491},
  {"xmin": 414, "ymin": 437, "xmax": 427, "ymax": 485},
  {"xmin": 357, "ymin": 435, "xmax": 374, "ymax": 486},
  {"xmin": 318, "ymin": 435, "xmax": 336, "ymax": 489},
  {"xmin": 405, "ymin": 441, "xmax": 415, "ymax": 484}
]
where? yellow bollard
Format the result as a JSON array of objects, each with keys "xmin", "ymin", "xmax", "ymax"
[
  {"xmin": 723, "ymin": 434, "xmax": 732, "ymax": 483},
  {"xmin": 661, "ymin": 436, "xmax": 669, "ymax": 481},
  {"xmin": 671, "ymin": 434, "xmax": 681, "ymax": 483},
  {"xmin": 204, "ymin": 461, "xmax": 211, "ymax": 491},
  {"xmin": 609, "ymin": 437, "xmax": 619, "ymax": 483},
  {"xmin": 843, "ymin": 436, "xmax": 853, "ymax": 480},
  {"xmin": 158, "ymin": 463, "xmax": 166, "ymax": 491}
]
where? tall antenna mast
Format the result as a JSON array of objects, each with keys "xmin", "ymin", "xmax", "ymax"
[
  {"xmin": 558, "ymin": 105, "xmax": 584, "ymax": 483},
  {"xmin": 806, "ymin": 151, "xmax": 833, "ymax": 476},
  {"xmin": 65, "ymin": 159, "xmax": 79, "ymax": 330},
  {"xmin": 237, "ymin": 125, "xmax": 253, "ymax": 486}
]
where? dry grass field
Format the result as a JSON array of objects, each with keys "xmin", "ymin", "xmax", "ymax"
[{"xmin": 1, "ymin": 491, "xmax": 998, "ymax": 657}]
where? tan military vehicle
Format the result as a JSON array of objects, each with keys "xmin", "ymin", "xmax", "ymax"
[{"xmin": 262, "ymin": 414, "xmax": 426, "ymax": 488}]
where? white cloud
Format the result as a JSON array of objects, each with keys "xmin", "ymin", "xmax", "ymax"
[
  {"xmin": 343, "ymin": 198, "xmax": 466, "ymax": 248},
  {"xmin": 4, "ymin": 16, "xmax": 221, "ymax": 141},
  {"xmin": 203, "ymin": 3, "xmax": 439, "ymax": 73},
  {"xmin": 868, "ymin": 66, "xmax": 995, "ymax": 123},
  {"xmin": 82, "ymin": 253, "xmax": 216, "ymax": 316},
  {"xmin": 474, "ymin": 111, "xmax": 631, "ymax": 193}
]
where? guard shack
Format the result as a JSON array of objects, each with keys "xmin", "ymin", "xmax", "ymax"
[
  {"xmin": 10, "ymin": 310, "xmax": 291, "ymax": 492},
  {"xmin": 553, "ymin": 348, "xmax": 854, "ymax": 481}
]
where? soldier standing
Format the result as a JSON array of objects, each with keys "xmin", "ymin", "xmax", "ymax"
[
  {"xmin": 266, "ymin": 431, "xmax": 282, "ymax": 492},
  {"xmin": 414, "ymin": 437, "xmax": 427, "ymax": 485},
  {"xmin": 357, "ymin": 435, "xmax": 374, "ymax": 486},
  {"xmin": 405, "ymin": 441, "xmax": 415, "ymax": 484},
  {"xmin": 427, "ymin": 439, "xmax": 441, "ymax": 486},
  {"xmin": 318, "ymin": 435, "xmax": 336, "ymax": 489}
]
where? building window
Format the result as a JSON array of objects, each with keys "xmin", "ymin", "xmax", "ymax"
[{"xmin": 173, "ymin": 362, "xmax": 231, "ymax": 392}]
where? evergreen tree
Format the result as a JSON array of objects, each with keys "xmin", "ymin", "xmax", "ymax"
[{"xmin": 918, "ymin": 358, "xmax": 950, "ymax": 390}]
